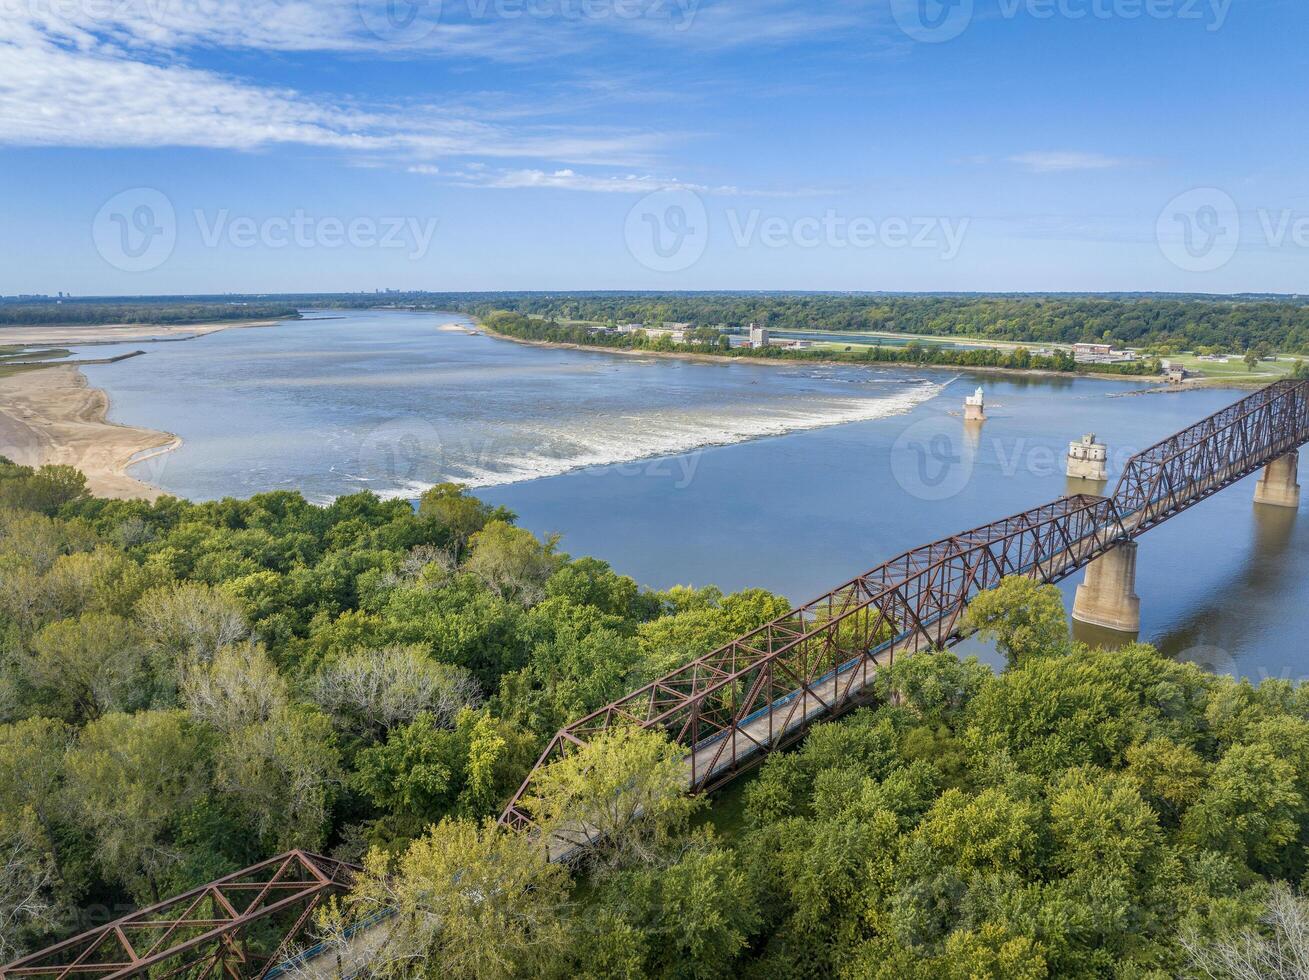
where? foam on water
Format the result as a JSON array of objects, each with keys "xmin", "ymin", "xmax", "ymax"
[
  {"xmin": 86, "ymin": 310, "xmax": 954, "ymax": 504},
  {"xmin": 371, "ymin": 378, "xmax": 947, "ymax": 497}
]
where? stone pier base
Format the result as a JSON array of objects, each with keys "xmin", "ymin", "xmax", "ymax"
[
  {"xmin": 1072, "ymin": 542, "xmax": 1141, "ymax": 634},
  {"xmin": 1255, "ymin": 453, "xmax": 1301, "ymax": 509}
]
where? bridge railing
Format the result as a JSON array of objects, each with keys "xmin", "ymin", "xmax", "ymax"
[
  {"xmin": 500, "ymin": 493, "xmax": 1127, "ymax": 830},
  {"xmin": 1112, "ymin": 379, "xmax": 1309, "ymax": 531},
  {"xmin": 502, "ymin": 382, "xmax": 1309, "ymax": 833}
]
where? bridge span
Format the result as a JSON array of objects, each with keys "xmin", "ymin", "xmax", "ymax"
[
  {"xmin": 500, "ymin": 379, "xmax": 1309, "ymax": 835},
  {"xmin": 5, "ymin": 381, "xmax": 1309, "ymax": 979}
]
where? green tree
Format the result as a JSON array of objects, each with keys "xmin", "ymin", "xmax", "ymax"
[
  {"xmin": 964, "ymin": 577, "xmax": 1069, "ymax": 666},
  {"xmin": 326, "ymin": 818, "xmax": 569, "ymax": 980},
  {"xmin": 213, "ymin": 706, "xmax": 341, "ymax": 853},
  {"xmin": 135, "ymin": 582, "xmax": 248, "ymax": 668},
  {"xmin": 465, "ymin": 521, "xmax": 562, "ymax": 605},
  {"xmin": 603, "ymin": 839, "xmax": 761, "ymax": 979},
  {"xmin": 417, "ymin": 483, "xmax": 508, "ymax": 557},
  {"xmin": 63, "ymin": 711, "xmax": 208, "ymax": 902},
  {"xmin": 524, "ymin": 727, "xmax": 701, "ymax": 868},
  {"xmin": 22, "ymin": 613, "xmax": 151, "ymax": 722}
]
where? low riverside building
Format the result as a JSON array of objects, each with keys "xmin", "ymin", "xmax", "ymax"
[
  {"xmin": 749, "ymin": 323, "xmax": 770, "ymax": 348},
  {"xmin": 1073, "ymin": 342, "xmax": 1139, "ymax": 365}
]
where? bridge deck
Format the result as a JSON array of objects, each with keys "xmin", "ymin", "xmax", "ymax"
[{"xmin": 503, "ymin": 379, "xmax": 1309, "ymax": 843}]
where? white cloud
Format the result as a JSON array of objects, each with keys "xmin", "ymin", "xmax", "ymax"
[
  {"xmin": 1009, "ymin": 151, "xmax": 1133, "ymax": 173},
  {"xmin": 0, "ymin": 1, "xmax": 887, "ymax": 179},
  {"xmin": 451, "ymin": 167, "xmax": 735, "ymax": 193},
  {"xmin": 0, "ymin": 18, "xmax": 665, "ymax": 163},
  {"xmin": 443, "ymin": 166, "xmax": 833, "ymax": 196}
]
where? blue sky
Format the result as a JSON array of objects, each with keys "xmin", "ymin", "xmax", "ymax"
[{"xmin": 1, "ymin": 0, "xmax": 1305, "ymax": 295}]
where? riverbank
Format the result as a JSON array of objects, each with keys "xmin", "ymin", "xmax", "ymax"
[
  {"xmin": 474, "ymin": 318, "xmax": 1174, "ymax": 387},
  {"xmin": 0, "ymin": 318, "xmax": 300, "ymax": 498},
  {"xmin": 0, "ymin": 365, "xmax": 177, "ymax": 499},
  {"xmin": 0, "ymin": 318, "xmax": 285, "ymax": 347}
]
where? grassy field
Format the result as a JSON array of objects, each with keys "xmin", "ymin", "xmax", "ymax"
[{"xmin": 1168, "ymin": 353, "xmax": 1300, "ymax": 382}]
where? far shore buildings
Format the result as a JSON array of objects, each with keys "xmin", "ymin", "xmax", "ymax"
[
  {"xmin": 1072, "ymin": 342, "xmax": 1139, "ymax": 365},
  {"xmin": 747, "ymin": 323, "xmax": 770, "ymax": 348},
  {"xmin": 614, "ymin": 322, "xmax": 690, "ymax": 343}
]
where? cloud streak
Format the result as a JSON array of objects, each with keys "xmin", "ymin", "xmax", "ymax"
[
  {"xmin": 0, "ymin": 18, "xmax": 666, "ymax": 163},
  {"xmin": 1009, "ymin": 151, "xmax": 1134, "ymax": 173}
]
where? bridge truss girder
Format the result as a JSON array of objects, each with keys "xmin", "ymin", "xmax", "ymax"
[
  {"xmin": 501, "ymin": 380, "xmax": 1309, "ymax": 832},
  {"xmin": 0, "ymin": 852, "xmax": 356, "ymax": 980}
]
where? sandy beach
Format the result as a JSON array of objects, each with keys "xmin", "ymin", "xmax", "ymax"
[
  {"xmin": 0, "ymin": 318, "xmax": 281, "ymax": 347},
  {"xmin": 0, "ymin": 365, "xmax": 176, "ymax": 500},
  {"xmin": 0, "ymin": 318, "xmax": 294, "ymax": 499}
]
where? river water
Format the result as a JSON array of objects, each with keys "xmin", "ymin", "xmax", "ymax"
[{"xmin": 80, "ymin": 310, "xmax": 1309, "ymax": 683}]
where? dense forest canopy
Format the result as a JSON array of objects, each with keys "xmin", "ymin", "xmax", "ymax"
[
  {"xmin": 0, "ymin": 301, "xmax": 299, "ymax": 327},
  {"xmin": 3, "ymin": 463, "xmax": 1309, "ymax": 977},
  {"xmin": 5, "ymin": 292, "xmax": 1309, "ymax": 353},
  {"xmin": 451, "ymin": 293, "xmax": 1309, "ymax": 354}
]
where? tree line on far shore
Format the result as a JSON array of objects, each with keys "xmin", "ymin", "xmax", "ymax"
[
  {"xmin": 480, "ymin": 310, "xmax": 1166, "ymax": 377},
  {"xmin": 451, "ymin": 292, "xmax": 1309, "ymax": 356}
]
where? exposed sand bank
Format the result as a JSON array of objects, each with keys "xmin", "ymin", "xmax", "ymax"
[
  {"xmin": 0, "ymin": 318, "xmax": 282, "ymax": 347},
  {"xmin": 0, "ymin": 365, "xmax": 176, "ymax": 500}
]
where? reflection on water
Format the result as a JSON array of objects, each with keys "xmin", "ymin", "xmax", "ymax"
[
  {"xmin": 81, "ymin": 310, "xmax": 1309, "ymax": 682},
  {"xmin": 1150, "ymin": 503, "xmax": 1303, "ymax": 681},
  {"xmin": 1072, "ymin": 620, "xmax": 1139, "ymax": 651},
  {"xmin": 83, "ymin": 311, "xmax": 946, "ymax": 503}
]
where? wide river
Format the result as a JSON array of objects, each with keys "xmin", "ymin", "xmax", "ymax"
[{"xmin": 82, "ymin": 310, "xmax": 1309, "ymax": 683}]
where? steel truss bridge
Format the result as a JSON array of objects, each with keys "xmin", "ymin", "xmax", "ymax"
[
  {"xmin": 6, "ymin": 381, "xmax": 1309, "ymax": 977},
  {"xmin": 0, "ymin": 852, "xmax": 356, "ymax": 980},
  {"xmin": 500, "ymin": 380, "xmax": 1309, "ymax": 832}
]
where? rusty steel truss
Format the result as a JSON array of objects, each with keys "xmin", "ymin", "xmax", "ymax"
[
  {"xmin": 502, "ymin": 380, "xmax": 1309, "ymax": 831},
  {"xmin": 0, "ymin": 852, "xmax": 356, "ymax": 980}
]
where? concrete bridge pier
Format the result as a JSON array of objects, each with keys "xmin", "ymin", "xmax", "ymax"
[
  {"xmin": 1254, "ymin": 453, "xmax": 1301, "ymax": 509},
  {"xmin": 1072, "ymin": 542, "xmax": 1141, "ymax": 634}
]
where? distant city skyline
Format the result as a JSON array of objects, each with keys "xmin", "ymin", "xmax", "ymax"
[{"xmin": 2, "ymin": 0, "xmax": 1305, "ymax": 295}]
